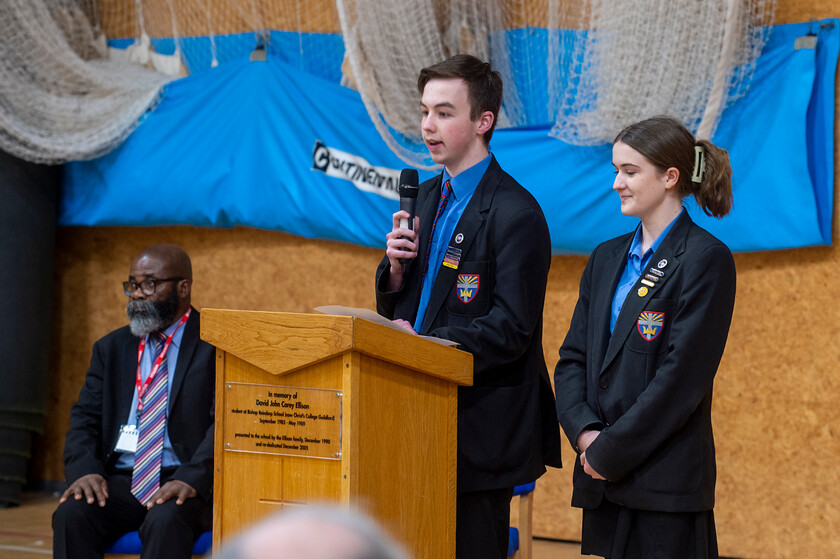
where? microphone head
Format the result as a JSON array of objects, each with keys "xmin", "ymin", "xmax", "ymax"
[{"xmin": 398, "ymin": 168, "xmax": 419, "ymax": 198}]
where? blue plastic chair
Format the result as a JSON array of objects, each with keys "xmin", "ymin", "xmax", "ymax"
[
  {"xmin": 105, "ymin": 530, "xmax": 212, "ymax": 556},
  {"xmin": 507, "ymin": 482, "xmax": 536, "ymax": 559}
]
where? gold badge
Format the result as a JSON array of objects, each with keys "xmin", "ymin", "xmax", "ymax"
[{"xmin": 637, "ymin": 286, "xmax": 649, "ymax": 297}]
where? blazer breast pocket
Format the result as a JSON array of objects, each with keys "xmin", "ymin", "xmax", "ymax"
[
  {"xmin": 626, "ymin": 298, "xmax": 676, "ymax": 354},
  {"xmin": 446, "ymin": 261, "xmax": 491, "ymax": 316}
]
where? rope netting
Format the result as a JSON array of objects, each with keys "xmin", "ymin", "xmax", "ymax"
[
  {"xmin": 0, "ymin": 0, "xmax": 171, "ymax": 164},
  {"xmin": 0, "ymin": 0, "xmax": 775, "ymax": 165},
  {"xmin": 549, "ymin": 0, "xmax": 776, "ymax": 144}
]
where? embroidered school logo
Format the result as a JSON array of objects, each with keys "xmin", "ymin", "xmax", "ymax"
[
  {"xmin": 637, "ymin": 311, "xmax": 664, "ymax": 341},
  {"xmin": 456, "ymin": 274, "xmax": 479, "ymax": 303}
]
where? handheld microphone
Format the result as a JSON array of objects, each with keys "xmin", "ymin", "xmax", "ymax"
[
  {"xmin": 397, "ymin": 169, "xmax": 419, "ymax": 272},
  {"xmin": 398, "ymin": 168, "xmax": 419, "ymax": 231}
]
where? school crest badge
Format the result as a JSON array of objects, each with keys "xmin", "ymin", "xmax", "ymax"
[
  {"xmin": 637, "ymin": 311, "xmax": 664, "ymax": 341},
  {"xmin": 456, "ymin": 274, "xmax": 479, "ymax": 303}
]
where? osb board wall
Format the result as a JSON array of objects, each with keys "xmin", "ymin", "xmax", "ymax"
[
  {"xmin": 776, "ymin": 0, "xmax": 839, "ymax": 24},
  {"xmin": 36, "ymin": 217, "xmax": 840, "ymax": 559},
  {"xmin": 98, "ymin": 0, "xmax": 592, "ymax": 38},
  {"xmin": 96, "ymin": 0, "xmax": 831, "ymax": 39},
  {"xmin": 33, "ymin": 1, "xmax": 839, "ymax": 557}
]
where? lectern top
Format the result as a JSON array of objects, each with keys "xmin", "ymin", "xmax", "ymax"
[{"xmin": 200, "ymin": 309, "xmax": 473, "ymax": 385}]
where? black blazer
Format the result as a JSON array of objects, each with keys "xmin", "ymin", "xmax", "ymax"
[
  {"xmin": 63, "ymin": 308, "xmax": 216, "ymax": 499},
  {"xmin": 377, "ymin": 156, "xmax": 563, "ymax": 491},
  {"xmin": 555, "ymin": 211, "xmax": 736, "ymax": 512}
]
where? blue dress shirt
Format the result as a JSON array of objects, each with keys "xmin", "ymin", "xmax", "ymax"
[
  {"xmin": 413, "ymin": 154, "xmax": 492, "ymax": 332},
  {"xmin": 610, "ymin": 209, "xmax": 684, "ymax": 334},
  {"xmin": 115, "ymin": 316, "xmax": 186, "ymax": 470}
]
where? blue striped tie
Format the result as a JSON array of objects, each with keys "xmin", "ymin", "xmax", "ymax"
[{"xmin": 131, "ymin": 332, "xmax": 168, "ymax": 505}]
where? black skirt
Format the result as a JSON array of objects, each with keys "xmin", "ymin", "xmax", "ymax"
[{"xmin": 581, "ymin": 498, "xmax": 718, "ymax": 559}]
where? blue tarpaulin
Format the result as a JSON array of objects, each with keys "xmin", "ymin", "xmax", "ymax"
[{"xmin": 62, "ymin": 20, "xmax": 838, "ymax": 253}]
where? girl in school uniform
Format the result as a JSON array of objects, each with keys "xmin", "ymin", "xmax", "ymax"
[{"xmin": 555, "ymin": 115, "xmax": 737, "ymax": 558}]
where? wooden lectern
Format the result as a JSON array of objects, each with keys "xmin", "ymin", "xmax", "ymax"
[{"xmin": 200, "ymin": 309, "xmax": 473, "ymax": 558}]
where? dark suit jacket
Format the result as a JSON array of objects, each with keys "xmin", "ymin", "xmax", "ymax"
[
  {"xmin": 63, "ymin": 308, "xmax": 216, "ymax": 499},
  {"xmin": 555, "ymin": 211, "xmax": 736, "ymax": 512},
  {"xmin": 376, "ymin": 156, "xmax": 563, "ymax": 492}
]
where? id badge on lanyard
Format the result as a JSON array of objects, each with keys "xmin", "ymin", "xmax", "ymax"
[
  {"xmin": 114, "ymin": 309, "xmax": 191, "ymax": 454},
  {"xmin": 115, "ymin": 425, "xmax": 138, "ymax": 452}
]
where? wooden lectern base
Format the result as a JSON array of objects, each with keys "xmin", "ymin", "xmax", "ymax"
[{"xmin": 201, "ymin": 309, "xmax": 473, "ymax": 559}]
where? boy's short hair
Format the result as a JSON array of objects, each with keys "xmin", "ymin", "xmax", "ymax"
[{"xmin": 417, "ymin": 54, "xmax": 503, "ymax": 144}]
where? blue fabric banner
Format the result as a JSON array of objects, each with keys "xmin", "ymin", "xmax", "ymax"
[{"xmin": 62, "ymin": 20, "xmax": 837, "ymax": 254}]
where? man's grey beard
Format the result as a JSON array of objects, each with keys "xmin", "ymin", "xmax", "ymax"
[{"xmin": 127, "ymin": 292, "xmax": 180, "ymax": 337}]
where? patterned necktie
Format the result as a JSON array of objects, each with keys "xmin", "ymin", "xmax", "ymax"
[
  {"xmin": 420, "ymin": 179, "xmax": 453, "ymax": 288},
  {"xmin": 131, "ymin": 332, "xmax": 168, "ymax": 505}
]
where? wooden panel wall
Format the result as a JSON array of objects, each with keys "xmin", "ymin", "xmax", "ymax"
[
  {"xmin": 33, "ymin": 1, "xmax": 839, "ymax": 557},
  {"xmin": 96, "ymin": 0, "xmax": 829, "ymax": 39}
]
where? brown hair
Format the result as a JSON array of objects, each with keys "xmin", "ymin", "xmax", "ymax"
[
  {"xmin": 417, "ymin": 54, "xmax": 503, "ymax": 145},
  {"xmin": 614, "ymin": 116, "xmax": 733, "ymax": 217}
]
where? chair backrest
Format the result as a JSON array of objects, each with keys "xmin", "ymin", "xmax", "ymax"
[{"xmin": 105, "ymin": 530, "xmax": 212, "ymax": 555}]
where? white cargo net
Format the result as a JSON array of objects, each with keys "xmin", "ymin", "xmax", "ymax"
[
  {"xmin": 0, "ymin": 0, "xmax": 172, "ymax": 164},
  {"xmin": 337, "ymin": 0, "xmax": 527, "ymax": 169},
  {"xmin": 548, "ymin": 0, "xmax": 776, "ymax": 144},
  {"xmin": 338, "ymin": 0, "xmax": 775, "ymax": 164},
  {"xmin": 0, "ymin": 0, "xmax": 775, "ymax": 165}
]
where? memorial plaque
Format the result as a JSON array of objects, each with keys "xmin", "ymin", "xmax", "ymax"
[{"xmin": 224, "ymin": 382, "xmax": 342, "ymax": 459}]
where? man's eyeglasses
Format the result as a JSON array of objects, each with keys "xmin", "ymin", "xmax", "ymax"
[{"xmin": 123, "ymin": 277, "xmax": 183, "ymax": 296}]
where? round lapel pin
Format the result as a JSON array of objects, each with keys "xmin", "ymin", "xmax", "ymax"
[
  {"xmin": 455, "ymin": 233, "xmax": 464, "ymax": 244},
  {"xmin": 657, "ymin": 259, "xmax": 668, "ymax": 269},
  {"xmin": 638, "ymin": 286, "xmax": 649, "ymax": 297}
]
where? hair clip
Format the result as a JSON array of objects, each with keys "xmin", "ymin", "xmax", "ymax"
[{"xmin": 692, "ymin": 145, "xmax": 706, "ymax": 183}]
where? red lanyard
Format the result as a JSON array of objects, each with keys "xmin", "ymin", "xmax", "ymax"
[{"xmin": 135, "ymin": 308, "xmax": 191, "ymax": 411}]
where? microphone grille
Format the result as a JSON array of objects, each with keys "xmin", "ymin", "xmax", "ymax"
[{"xmin": 399, "ymin": 168, "xmax": 418, "ymax": 187}]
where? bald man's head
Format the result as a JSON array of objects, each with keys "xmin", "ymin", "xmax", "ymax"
[
  {"xmin": 215, "ymin": 506, "xmax": 409, "ymax": 559},
  {"xmin": 134, "ymin": 244, "xmax": 193, "ymax": 281},
  {"xmin": 125, "ymin": 244, "xmax": 194, "ymax": 336}
]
